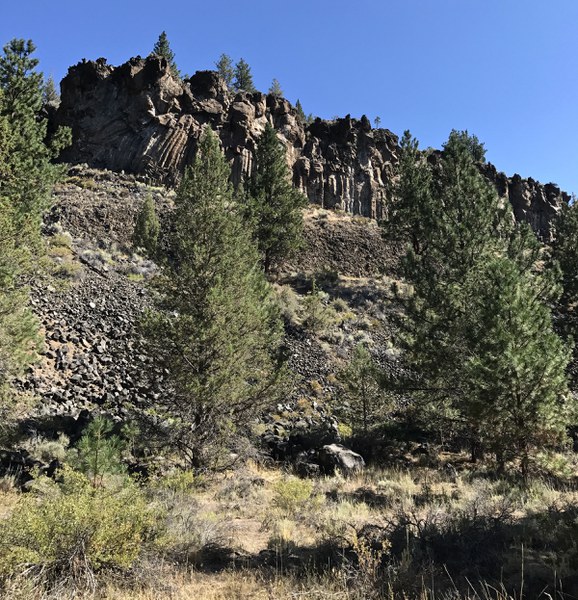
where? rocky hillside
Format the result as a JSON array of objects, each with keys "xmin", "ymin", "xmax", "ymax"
[
  {"xmin": 52, "ymin": 55, "xmax": 569, "ymax": 238},
  {"xmin": 15, "ymin": 167, "xmax": 396, "ymax": 431}
]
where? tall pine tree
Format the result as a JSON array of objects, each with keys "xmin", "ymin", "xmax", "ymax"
[
  {"xmin": 152, "ymin": 31, "xmax": 180, "ymax": 79},
  {"xmin": 0, "ymin": 40, "xmax": 70, "ymax": 419},
  {"xmin": 233, "ymin": 58, "xmax": 256, "ymax": 93},
  {"xmin": 215, "ymin": 53, "xmax": 234, "ymax": 89},
  {"xmin": 245, "ymin": 123, "xmax": 307, "ymax": 274},
  {"xmin": 383, "ymin": 130, "xmax": 572, "ymax": 469},
  {"xmin": 142, "ymin": 128, "xmax": 284, "ymax": 466}
]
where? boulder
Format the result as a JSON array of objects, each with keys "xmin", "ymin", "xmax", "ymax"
[{"xmin": 318, "ymin": 443, "xmax": 365, "ymax": 475}]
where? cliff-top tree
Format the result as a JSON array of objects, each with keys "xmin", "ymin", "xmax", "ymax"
[
  {"xmin": 152, "ymin": 31, "xmax": 179, "ymax": 79},
  {"xmin": 269, "ymin": 78, "xmax": 283, "ymax": 97},
  {"xmin": 142, "ymin": 128, "xmax": 284, "ymax": 466},
  {"xmin": 245, "ymin": 122, "xmax": 307, "ymax": 274},
  {"xmin": 215, "ymin": 53, "xmax": 234, "ymax": 89},
  {"xmin": 233, "ymin": 58, "xmax": 256, "ymax": 93},
  {"xmin": 383, "ymin": 130, "xmax": 572, "ymax": 472},
  {"xmin": 42, "ymin": 75, "xmax": 59, "ymax": 108}
]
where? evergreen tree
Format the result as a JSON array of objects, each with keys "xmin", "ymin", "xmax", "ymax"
[
  {"xmin": 339, "ymin": 344, "xmax": 384, "ymax": 435},
  {"xmin": 245, "ymin": 123, "xmax": 307, "ymax": 274},
  {"xmin": 133, "ymin": 195, "xmax": 160, "ymax": 257},
  {"xmin": 551, "ymin": 200, "xmax": 578, "ymax": 385},
  {"xmin": 72, "ymin": 416, "xmax": 126, "ymax": 488},
  {"xmin": 295, "ymin": 99, "xmax": 306, "ymax": 122},
  {"xmin": 152, "ymin": 31, "xmax": 179, "ymax": 79},
  {"xmin": 233, "ymin": 58, "xmax": 256, "ymax": 93},
  {"xmin": 215, "ymin": 53, "xmax": 234, "ymax": 89},
  {"xmin": 383, "ymin": 130, "xmax": 572, "ymax": 469},
  {"xmin": 142, "ymin": 128, "xmax": 284, "ymax": 466},
  {"xmin": 0, "ymin": 98, "xmax": 40, "ymax": 408},
  {"xmin": 0, "ymin": 40, "xmax": 70, "ymax": 417},
  {"xmin": 42, "ymin": 75, "xmax": 59, "ymax": 108},
  {"xmin": 461, "ymin": 256, "xmax": 570, "ymax": 475},
  {"xmin": 269, "ymin": 78, "xmax": 283, "ymax": 97}
]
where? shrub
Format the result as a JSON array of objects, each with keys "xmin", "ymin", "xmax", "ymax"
[
  {"xmin": 302, "ymin": 281, "xmax": 334, "ymax": 332},
  {"xmin": 0, "ymin": 469, "xmax": 162, "ymax": 589},
  {"xmin": 273, "ymin": 477, "xmax": 313, "ymax": 514},
  {"xmin": 133, "ymin": 195, "xmax": 160, "ymax": 257}
]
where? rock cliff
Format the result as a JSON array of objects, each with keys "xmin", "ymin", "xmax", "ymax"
[{"xmin": 53, "ymin": 55, "xmax": 569, "ymax": 236}]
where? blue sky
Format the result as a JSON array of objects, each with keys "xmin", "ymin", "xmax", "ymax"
[{"xmin": 2, "ymin": 1, "xmax": 577, "ymax": 195}]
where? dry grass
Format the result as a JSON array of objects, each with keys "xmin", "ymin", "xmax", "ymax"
[{"xmin": 2, "ymin": 457, "xmax": 578, "ymax": 599}]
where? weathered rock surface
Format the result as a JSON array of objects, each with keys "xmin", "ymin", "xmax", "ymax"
[
  {"xmin": 53, "ymin": 55, "xmax": 568, "ymax": 236},
  {"xmin": 318, "ymin": 444, "xmax": 365, "ymax": 475}
]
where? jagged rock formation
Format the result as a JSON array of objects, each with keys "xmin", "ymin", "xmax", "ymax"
[
  {"xmin": 50, "ymin": 56, "xmax": 397, "ymax": 221},
  {"xmin": 54, "ymin": 55, "xmax": 569, "ymax": 236}
]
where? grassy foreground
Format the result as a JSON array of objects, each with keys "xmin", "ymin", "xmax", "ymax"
[{"xmin": 1, "ymin": 450, "xmax": 578, "ymax": 599}]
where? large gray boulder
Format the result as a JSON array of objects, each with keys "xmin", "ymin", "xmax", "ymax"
[{"xmin": 318, "ymin": 444, "xmax": 365, "ymax": 476}]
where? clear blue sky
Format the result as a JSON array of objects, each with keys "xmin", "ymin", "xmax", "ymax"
[{"xmin": 2, "ymin": 1, "xmax": 577, "ymax": 195}]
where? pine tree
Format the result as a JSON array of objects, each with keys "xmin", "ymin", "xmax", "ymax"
[
  {"xmin": 142, "ymin": 128, "xmax": 284, "ymax": 466},
  {"xmin": 0, "ymin": 40, "xmax": 70, "ymax": 417},
  {"xmin": 233, "ymin": 58, "xmax": 256, "ymax": 93},
  {"xmin": 42, "ymin": 75, "xmax": 59, "ymax": 108},
  {"xmin": 245, "ymin": 123, "xmax": 307, "ymax": 274},
  {"xmin": 295, "ymin": 99, "xmax": 306, "ymax": 123},
  {"xmin": 73, "ymin": 416, "xmax": 126, "ymax": 488},
  {"xmin": 0, "ymin": 101, "xmax": 40, "ymax": 407},
  {"xmin": 269, "ymin": 78, "xmax": 283, "ymax": 97},
  {"xmin": 152, "ymin": 31, "xmax": 179, "ymax": 79},
  {"xmin": 460, "ymin": 256, "xmax": 570, "ymax": 475},
  {"xmin": 339, "ymin": 344, "xmax": 384, "ymax": 435},
  {"xmin": 215, "ymin": 53, "xmax": 234, "ymax": 89},
  {"xmin": 133, "ymin": 195, "xmax": 160, "ymax": 257},
  {"xmin": 383, "ymin": 130, "xmax": 572, "ymax": 469}
]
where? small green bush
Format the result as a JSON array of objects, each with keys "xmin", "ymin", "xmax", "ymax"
[
  {"xmin": 273, "ymin": 477, "xmax": 313, "ymax": 514},
  {"xmin": 133, "ymin": 195, "xmax": 160, "ymax": 257},
  {"xmin": 0, "ymin": 469, "xmax": 162, "ymax": 586}
]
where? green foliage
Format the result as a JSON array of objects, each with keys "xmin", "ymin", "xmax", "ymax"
[
  {"xmin": 460, "ymin": 256, "xmax": 571, "ymax": 472},
  {"xmin": 133, "ymin": 194, "xmax": 160, "ymax": 257},
  {"xmin": 245, "ymin": 123, "xmax": 307, "ymax": 273},
  {"xmin": 339, "ymin": 344, "xmax": 384, "ymax": 435},
  {"xmin": 42, "ymin": 75, "xmax": 59, "ymax": 108},
  {"xmin": 301, "ymin": 280, "xmax": 332, "ymax": 332},
  {"xmin": 268, "ymin": 78, "xmax": 283, "ymax": 96},
  {"xmin": 444, "ymin": 128, "xmax": 486, "ymax": 162},
  {"xmin": 152, "ymin": 31, "xmax": 179, "ymax": 79},
  {"xmin": 295, "ymin": 99, "xmax": 313, "ymax": 125},
  {"xmin": 295, "ymin": 99, "xmax": 306, "ymax": 121},
  {"xmin": 0, "ymin": 469, "xmax": 161, "ymax": 585},
  {"xmin": 233, "ymin": 58, "xmax": 256, "ymax": 93},
  {"xmin": 272, "ymin": 477, "xmax": 313, "ymax": 513},
  {"xmin": 0, "ymin": 40, "xmax": 70, "ymax": 412},
  {"xmin": 142, "ymin": 128, "xmax": 284, "ymax": 466},
  {"xmin": 70, "ymin": 416, "xmax": 126, "ymax": 487},
  {"xmin": 383, "ymin": 130, "xmax": 572, "ymax": 470},
  {"xmin": 215, "ymin": 53, "xmax": 234, "ymax": 89}
]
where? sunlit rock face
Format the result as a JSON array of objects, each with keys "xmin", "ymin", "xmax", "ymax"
[{"xmin": 54, "ymin": 55, "xmax": 568, "ymax": 235}]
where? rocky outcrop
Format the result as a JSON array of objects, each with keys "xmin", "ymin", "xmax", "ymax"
[
  {"xmin": 54, "ymin": 55, "xmax": 569, "ymax": 235},
  {"xmin": 53, "ymin": 56, "xmax": 398, "ymax": 220},
  {"xmin": 480, "ymin": 163, "xmax": 569, "ymax": 239}
]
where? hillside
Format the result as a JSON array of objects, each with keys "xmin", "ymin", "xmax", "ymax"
[{"xmin": 2, "ymin": 43, "xmax": 578, "ymax": 600}]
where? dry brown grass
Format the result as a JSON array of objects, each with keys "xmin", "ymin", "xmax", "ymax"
[{"xmin": 2, "ymin": 456, "xmax": 578, "ymax": 599}]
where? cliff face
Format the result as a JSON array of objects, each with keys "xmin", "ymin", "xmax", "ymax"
[{"xmin": 54, "ymin": 55, "xmax": 569, "ymax": 235}]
